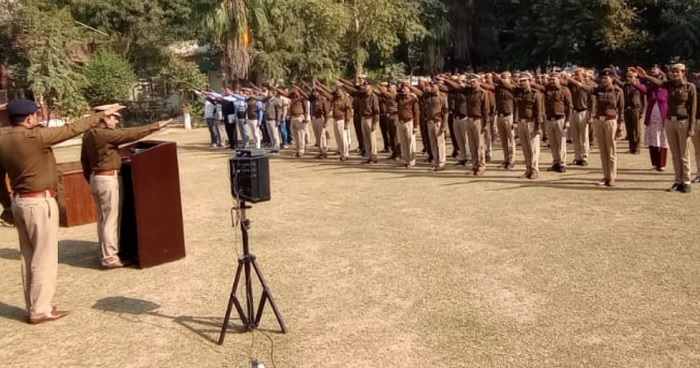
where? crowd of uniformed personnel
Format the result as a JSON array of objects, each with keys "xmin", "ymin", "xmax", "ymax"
[
  {"xmin": 0, "ymin": 63, "xmax": 698, "ymax": 325},
  {"xmin": 210, "ymin": 64, "xmax": 698, "ymax": 193}
]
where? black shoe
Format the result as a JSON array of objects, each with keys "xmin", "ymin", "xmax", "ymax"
[
  {"xmin": 667, "ymin": 183, "xmax": 681, "ymax": 192},
  {"xmin": 547, "ymin": 164, "xmax": 559, "ymax": 172},
  {"xmin": 457, "ymin": 160, "xmax": 467, "ymax": 166},
  {"xmin": 485, "ymin": 154, "xmax": 492, "ymax": 163},
  {"xmin": 680, "ymin": 184, "xmax": 692, "ymax": 193},
  {"xmin": 559, "ymin": 165, "xmax": 567, "ymax": 173},
  {"xmin": 451, "ymin": 151, "xmax": 458, "ymax": 158},
  {"xmin": 692, "ymin": 176, "xmax": 700, "ymax": 184},
  {"xmin": 581, "ymin": 160, "xmax": 589, "ymax": 167}
]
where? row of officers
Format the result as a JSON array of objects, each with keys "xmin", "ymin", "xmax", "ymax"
[
  {"xmin": 271, "ymin": 65, "xmax": 697, "ymax": 192},
  {"xmin": 0, "ymin": 101, "xmax": 170, "ymax": 324}
]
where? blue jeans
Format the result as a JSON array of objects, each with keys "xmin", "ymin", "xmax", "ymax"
[
  {"xmin": 206, "ymin": 118, "xmax": 221, "ymax": 145},
  {"xmin": 281, "ymin": 118, "xmax": 293, "ymax": 145},
  {"xmin": 279, "ymin": 118, "xmax": 289, "ymax": 145}
]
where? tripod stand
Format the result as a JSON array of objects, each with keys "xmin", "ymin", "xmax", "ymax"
[{"xmin": 218, "ymin": 200, "xmax": 287, "ymax": 345}]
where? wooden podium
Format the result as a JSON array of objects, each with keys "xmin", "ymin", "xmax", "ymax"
[
  {"xmin": 119, "ymin": 140, "xmax": 186, "ymax": 268},
  {"xmin": 56, "ymin": 162, "xmax": 97, "ymax": 227}
]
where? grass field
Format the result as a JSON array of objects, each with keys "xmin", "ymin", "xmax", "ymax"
[{"xmin": 1, "ymin": 127, "xmax": 698, "ymax": 367}]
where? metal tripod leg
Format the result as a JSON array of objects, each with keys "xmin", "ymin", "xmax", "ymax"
[
  {"xmin": 218, "ymin": 259, "xmax": 248, "ymax": 345},
  {"xmin": 251, "ymin": 257, "xmax": 288, "ymax": 333}
]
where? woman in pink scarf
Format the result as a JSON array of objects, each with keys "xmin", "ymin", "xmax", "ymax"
[{"xmin": 639, "ymin": 66, "xmax": 669, "ymax": 171}]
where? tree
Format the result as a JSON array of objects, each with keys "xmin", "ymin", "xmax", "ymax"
[
  {"xmin": 12, "ymin": 2, "xmax": 88, "ymax": 117},
  {"xmin": 83, "ymin": 51, "xmax": 137, "ymax": 105},
  {"xmin": 199, "ymin": 0, "xmax": 251, "ymax": 83}
]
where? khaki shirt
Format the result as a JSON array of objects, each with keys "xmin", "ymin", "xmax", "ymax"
[
  {"xmin": 80, "ymin": 123, "xmax": 159, "ymax": 177},
  {"xmin": 0, "ymin": 113, "xmax": 102, "ymax": 196}
]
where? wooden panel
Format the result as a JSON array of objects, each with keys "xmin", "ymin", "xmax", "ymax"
[
  {"xmin": 56, "ymin": 162, "xmax": 97, "ymax": 227},
  {"xmin": 119, "ymin": 141, "xmax": 186, "ymax": 268}
]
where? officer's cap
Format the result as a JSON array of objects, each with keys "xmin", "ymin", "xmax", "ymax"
[{"xmin": 7, "ymin": 99, "xmax": 39, "ymax": 120}]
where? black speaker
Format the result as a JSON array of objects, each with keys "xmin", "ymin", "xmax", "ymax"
[{"xmin": 229, "ymin": 149, "xmax": 271, "ymax": 203}]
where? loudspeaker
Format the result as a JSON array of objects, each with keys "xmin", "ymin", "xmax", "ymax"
[{"xmin": 229, "ymin": 149, "xmax": 271, "ymax": 203}]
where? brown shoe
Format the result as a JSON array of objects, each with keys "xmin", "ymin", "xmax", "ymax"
[{"xmin": 29, "ymin": 310, "xmax": 70, "ymax": 325}]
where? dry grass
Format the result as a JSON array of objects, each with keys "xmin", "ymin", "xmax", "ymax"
[{"xmin": 0, "ymin": 127, "xmax": 698, "ymax": 368}]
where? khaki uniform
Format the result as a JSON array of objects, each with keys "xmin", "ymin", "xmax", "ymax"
[
  {"xmin": 423, "ymin": 91, "xmax": 448, "ymax": 168},
  {"xmin": 622, "ymin": 82, "xmax": 647, "ymax": 154},
  {"xmin": 568, "ymin": 82, "xmax": 595, "ymax": 162},
  {"xmin": 592, "ymin": 86, "xmax": 625, "ymax": 184},
  {"xmin": 356, "ymin": 91, "xmax": 381, "ymax": 161},
  {"xmin": 544, "ymin": 86, "xmax": 573, "ymax": 168},
  {"xmin": 289, "ymin": 97, "xmax": 308, "ymax": 157},
  {"xmin": 662, "ymin": 81, "xmax": 697, "ymax": 185},
  {"xmin": 495, "ymin": 83, "xmax": 516, "ymax": 166},
  {"xmin": 0, "ymin": 113, "xmax": 102, "ymax": 319},
  {"xmin": 331, "ymin": 93, "xmax": 353, "ymax": 160},
  {"xmin": 463, "ymin": 87, "xmax": 490, "ymax": 173},
  {"xmin": 81, "ymin": 123, "xmax": 159, "ymax": 266},
  {"xmin": 515, "ymin": 88, "xmax": 545, "ymax": 177},
  {"xmin": 451, "ymin": 92, "xmax": 470, "ymax": 163},
  {"xmin": 311, "ymin": 94, "xmax": 331, "ymax": 157},
  {"xmin": 397, "ymin": 92, "xmax": 420, "ymax": 166}
]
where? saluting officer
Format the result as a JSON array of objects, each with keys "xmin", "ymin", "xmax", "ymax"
[
  {"xmin": 592, "ymin": 69, "xmax": 625, "ymax": 187},
  {"xmin": 0, "ymin": 100, "xmax": 121, "ymax": 324},
  {"xmin": 493, "ymin": 72, "xmax": 517, "ymax": 170},
  {"xmin": 514, "ymin": 73, "xmax": 545, "ymax": 179},
  {"xmin": 80, "ymin": 111, "xmax": 170, "ymax": 268},
  {"xmin": 543, "ymin": 73, "xmax": 573, "ymax": 173},
  {"xmin": 621, "ymin": 68, "xmax": 647, "ymax": 154},
  {"xmin": 396, "ymin": 82, "xmax": 421, "ymax": 168},
  {"xmin": 639, "ymin": 64, "xmax": 697, "ymax": 193}
]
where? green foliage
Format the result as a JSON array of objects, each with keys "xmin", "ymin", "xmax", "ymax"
[
  {"xmin": 65, "ymin": 0, "xmax": 201, "ymax": 76},
  {"xmin": 159, "ymin": 56, "xmax": 207, "ymax": 111},
  {"xmin": 13, "ymin": 3, "xmax": 89, "ymax": 116},
  {"xmin": 83, "ymin": 51, "xmax": 137, "ymax": 105}
]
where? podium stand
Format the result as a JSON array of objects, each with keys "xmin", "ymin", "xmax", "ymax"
[
  {"xmin": 56, "ymin": 162, "xmax": 97, "ymax": 227},
  {"xmin": 119, "ymin": 140, "xmax": 186, "ymax": 268}
]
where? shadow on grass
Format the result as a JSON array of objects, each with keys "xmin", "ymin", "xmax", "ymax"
[
  {"xmin": 0, "ymin": 301, "xmax": 26, "ymax": 322},
  {"xmin": 58, "ymin": 240, "xmax": 103, "ymax": 270},
  {"xmin": 92, "ymin": 296, "xmax": 281, "ymax": 345}
]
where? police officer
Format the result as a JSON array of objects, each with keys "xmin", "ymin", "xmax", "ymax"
[
  {"xmin": 543, "ymin": 73, "xmax": 573, "ymax": 173},
  {"xmin": 639, "ymin": 64, "xmax": 697, "ymax": 193},
  {"xmin": 80, "ymin": 111, "xmax": 170, "ymax": 268},
  {"xmin": 330, "ymin": 85, "xmax": 353, "ymax": 161},
  {"xmin": 621, "ymin": 68, "xmax": 647, "ymax": 154},
  {"xmin": 396, "ymin": 82, "xmax": 421, "ymax": 168},
  {"xmin": 565, "ymin": 69, "xmax": 595, "ymax": 166},
  {"xmin": 0, "ymin": 100, "xmax": 121, "ymax": 324},
  {"xmin": 492, "ymin": 72, "xmax": 517, "ymax": 169},
  {"xmin": 592, "ymin": 69, "xmax": 625, "ymax": 187},
  {"xmin": 514, "ymin": 73, "xmax": 545, "ymax": 179}
]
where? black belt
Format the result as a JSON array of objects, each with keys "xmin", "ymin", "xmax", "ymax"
[
  {"xmin": 574, "ymin": 108, "xmax": 588, "ymax": 112},
  {"xmin": 670, "ymin": 115, "xmax": 688, "ymax": 120}
]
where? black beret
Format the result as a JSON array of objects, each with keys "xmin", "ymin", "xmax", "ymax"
[{"xmin": 7, "ymin": 99, "xmax": 39, "ymax": 118}]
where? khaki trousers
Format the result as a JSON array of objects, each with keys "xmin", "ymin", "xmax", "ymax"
[
  {"xmin": 397, "ymin": 120, "xmax": 416, "ymax": 165},
  {"xmin": 333, "ymin": 119, "xmax": 350, "ymax": 159},
  {"xmin": 427, "ymin": 121, "xmax": 446, "ymax": 167},
  {"xmin": 453, "ymin": 117, "xmax": 471, "ymax": 162},
  {"xmin": 247, "ymin": 119, "xmax": 262, "ymax": 149},
  {"xmin": 572, "ymin": 110, "xmax": 590, "ymax": 161},
  {"xmin": 90, "ymin": 175, "xmax": 121, "ymax": 266},
  {"xmin": 497, "ymin": 114, "xmax": 515, "ymax": 164},
  {"xmin": 692, "ymin": 129, "xmax": 700, "ymax": 177},
  {"xmin": 361, "ymin": 117, "xmax": 378, "ymax": 160},
  {"xmin": 11, "ymin": 193, "xmax": 59, "ymax": 319},
  {"xmin": 594, "ymin": 119, "xmax": 618, "ymax": 183},
  {"xmin": 665, "ymin": 118, "xmax": 692, "ymax": 184},
  {"xmin": 466, "ymin": 118, "xmax": 485, "ymax": 171},
  {"xmin": 291, "ymin": 116, "xmax": 307, "ymax": 156},
  {"xmin": 313, "ymin": 118, "xmax": 331, "ymax": 155},
  {"xmin": 484, "ymin": 116, "xmax": 495, "ymax": 158},
  {"xmin": 545, "ymin": 118, "xmax": 567, "ymax": 166},
  {"xmin": 266, "ymin": 119, "xmax": 281, "ymax": 150},
  {"xmin": 518, "ymin": 121, "xmax": 541, "ymax": 174}
]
